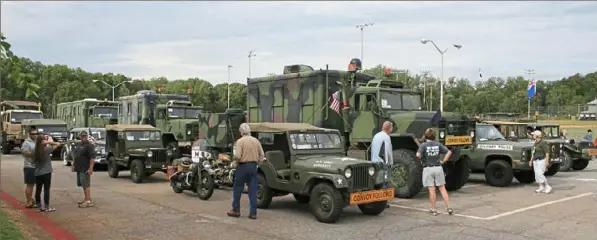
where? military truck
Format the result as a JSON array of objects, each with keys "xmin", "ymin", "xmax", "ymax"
[
  {"xmin": 527, "ymin": 123, "xmax": 595, "ymax": 172},
  {"xmin": 117, "ymin": 90, "xmax": 202, "ymax": 160},
  {"xmin": 246, "ymin": 59, "xmax": 477, "ymax": 198},
  {"xmin": 19, "ymin": 119, "xmax": 68, "ymax": 157},
  {"xmin": 465, "ymin": 122, "xmax": 562, "ymax": 187},
  {"xmin": 1, "ymin": 100, "xmax": 43, "ymax": 154},
  {"xmin": 55, "ymin": 98, "xmax": 118, "ymax": 129}
]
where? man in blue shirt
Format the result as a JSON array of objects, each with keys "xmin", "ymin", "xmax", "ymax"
[
  {"xmin": 416, "ymin": 128, "xmax": 453, "ymax": 216},
  {"xmin": 370, "ymin": 121, "xmax": 393, "ymax": 208},
  {"xmin": 583, "ymin": 129, "xmax": 593, "ymax": 142}
]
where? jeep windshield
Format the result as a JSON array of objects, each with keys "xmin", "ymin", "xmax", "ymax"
[
  {"xmin": 478, "ymin": 125, "xmax": 506, "ymax": 141},
  {"xmin": 92, "ymin": 107, "xmax": 117, "ymax": 118},
  {"xmin": 380, "ymin": 91, "xmax": 422, "ymax": 110},
  {"xmin": 290, "ymin": 133, "xmax": 342, "ymax": 150},
  {"xmin": 37, "ymin": 125, "xmax": 67, "ymax": 133},
  {"xmin": 10, "ymin": 112, "xmax": 43, "ymax": 123},
  {"xmin": 167, "ymin": 107, "xmax": 200, "ymax": 119},
  {"xmin": 89, "ymin": 128, "xmax": 106, "ymax": 140},
  {"xmin": 125, "ymin": 130, "xmax": 161, "ymax": 141}
]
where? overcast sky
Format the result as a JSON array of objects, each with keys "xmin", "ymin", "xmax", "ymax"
[{"xmin": 2, "ymin": 1, "xmax": 596, "ymax": 85}]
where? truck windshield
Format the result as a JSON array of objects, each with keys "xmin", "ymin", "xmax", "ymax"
[
  {"xmin": 290, "ymin": 133, "xmax": 342, "ymax": 150},
  {"xmin": 90, "ymin": 129, "xmax": 106, "ymax": 140},
  {"xmin": 37, "ymin": 125, "xmax": 67, "ymax": 133},
  {"xmin": 167, "ymin": 107, "xmax": 200, "ymax": 119},
  {"xmin": 379, "ymin": 92, "xmax": 422, "ymax": 110},
  {"xmin": 478, "ymin": 125, "xmax": 506, "ymax": 141},
  {"xmin": 10, "ymin": 112, "xmax": 43, "ymax": 123},
  {"xmin": 125, "ymin": 131, "xmax": 161, "ymax": 141},
  {"xmin": 402, "ymin": 93, "xmax": 423, "ymax": 110},
  {"xmin": 542, "ymin": 127, "xmax": 559, "ymax": 138},
  {"xmin": 93, "ymin": 107, "xmax": 117, "ymax": 118}
]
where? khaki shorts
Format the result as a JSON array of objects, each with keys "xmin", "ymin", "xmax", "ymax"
[
  {"xmin": 423, "ymin": 166, "xmax": 445, "ymax": 187},
  {"xmin": 77, "ymin": 172, "xmax": 91, "ymax": 188}
]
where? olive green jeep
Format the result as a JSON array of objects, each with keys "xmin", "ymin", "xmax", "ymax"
[
  {"xmin": 105, "ymin": 124, "xmax": 171, "ymax": 183},
  {"xmin": 245, "ymin": 123, "xmax": 393, "ymax": 223}
]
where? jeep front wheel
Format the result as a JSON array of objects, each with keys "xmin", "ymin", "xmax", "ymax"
[
  {"xmin": 293, "ymin": 194, "xmax": 310, "ymax": 203},
  {"xmin": 357, "ymin": 201, "xmax": 387, "ymax": 216},
  {"xmin": 130, "ymin": 159, "xmax": 145, "ymax": 183},
  {"xmin": 256, "ymin": 174, "xmax": 273, "ymax": 209},
  {"xmin": 484, "ymin": 160, "xmax": 513, "ymax": 187},
  {"xmin": 514, "ymin": 171, "xmax": 535, "ymax": 184},
  {"xmin": 391, "ymin": 149, "xmax": 423, "ymax": 199},
  {"xmin": 107, "ymin": 156, "xmax": 119, "ymax": 178},
  {"xmin": 309, "ymin": 182, "xmax": 344, "ymax": 223},
  {"xmin": 559, "ymin": 151, "xmax": 573, "ymax": 172},
  {"xmin": 444, "ymin": 157, "xmax": 470, "ymax": 191},
  {"xmin": 572, "ymin": 159, "xmax": 590, "ymax": 171}
]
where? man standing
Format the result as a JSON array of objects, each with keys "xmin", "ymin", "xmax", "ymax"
[
  {"xmin": 416, "ymin": 128, "xmax": 453, "ymax": 216},
  {"xmin": 583, "ymin": 129, "xmax": 593, "ymax": 142},
  {"xmin": 227, "ymin": 123, "xmax": 264, "ymax": 219},
  {"xmin": 72, "ymin": 131, "xmax": 96, "ymax": 208},
  {"xmin": 370, "ymin": 121, "xmax": 393, "ymax": 208},
  {"xmin": 530, "ymin": 130, "xmax": 551, "ymax": 194},
  {"xmin": 21, "ymin": 128, "xmax": 39, "ymax": 208}
]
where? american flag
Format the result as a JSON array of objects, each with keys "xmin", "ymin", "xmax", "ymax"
[
  {"xmin": 329, "ymin": 91, "xmax": 341, "ymax": 114},
  {"xmin": 527, "ymin": 80, "xmax": 536, "ymax": 100}
]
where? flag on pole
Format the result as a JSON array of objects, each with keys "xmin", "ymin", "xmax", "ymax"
[
  {"xmin": 478, "ymin": 68, "xmax": 483, "ymax": 79},
  {"xmin": 527, "ymin": 80, "xmax": 536, "ymax": 100},
  {"xmin": 329, "ymin": 91, "xmax": 341, "ymax": 114}
]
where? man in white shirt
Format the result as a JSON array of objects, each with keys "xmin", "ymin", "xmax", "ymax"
[{"xmin": 370, "ymin": 121, "xmax": 394, "ymax": 208}]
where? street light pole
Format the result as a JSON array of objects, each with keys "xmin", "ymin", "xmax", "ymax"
[
  {"xmin": 356, "ymin": 22, "xmax": 373, "ymax": 66},
  {"xmin": 421, "ymin": 70, "xmax": 430, "ymax": 110},
  {"xmin": 92, "ymin": 79, "xmax": 132, "ymax": 101},
  {"xmin": 420, "ymin": 39, "xmax": 462, "ymax": 112},
  {"xmin": 248, "ymin": 51, "xmax": 256, "ymax": 78},
  {"xmin": 227, "ymin": 65, "xmax": 233, "ymax": 109}
]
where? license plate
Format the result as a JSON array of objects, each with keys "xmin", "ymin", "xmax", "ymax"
[
  {"xmin": 445, "ymin": 136, "xmax": 472, "ymax": 146},
  {"xmin": 349, "ymin": 188, "xmax": 394, "ymax": 205},
  {"xmin": 587, "ymin": 149, "xmax": 597, "ymax": 156}
]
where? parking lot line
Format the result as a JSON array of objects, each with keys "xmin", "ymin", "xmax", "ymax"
[
  {"xmin": 483, "ymin": 192, "xmax": 594, "ymax": 220},
  {"xmin": 568, "ymin": 178, "xmax": 597, "ymax": 182},
  {"xmin": 389, "ymin": 204, "xmax": 487, "ymax": 220},
  {"xmin": 461, "ymin": 184, "xmax": 482, "ymax": 188}
]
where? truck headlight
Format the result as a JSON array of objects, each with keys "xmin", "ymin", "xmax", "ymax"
[
  {"xmin": 439, "ymin": 131, "xmax": 445, "ymax": 139},
  {"xmin": 470, "ymin": 131, "xmax": 475, "ymax": 137},
  {"xmin": 344, "ymin": 168, "xmax": 352, "ymax": 178},
  {"xmin": 368, "ymin": 166, "xmax": 375, "ymax": 176},
  {"xmin": 146, "ymin": 150, "xmax": 153, "ymax": 157}
]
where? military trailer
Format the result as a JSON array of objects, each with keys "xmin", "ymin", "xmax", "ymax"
[
  {"xmin": 104, "ymin": 124, "xmax": 170, "ymax": 183},
  {"xmin": 55, "ymin": 98, "xmax": 118, "ymax": 129},
  {"xmin": 245, "ymin": 59, "xmax": 476, "ymax": 198},
  {"xmin": 1, "ymin": 100, "xmax": 43, "ymax": 154},
  {"xmin": 527, "ymin": 123, "xmax": 595, "ymax": 172},
  {"xmin": 117, "ymin": 90, "xmax": 202, "ymax": 160},
  {"xmin": 19, "ymin": 119, "xmax": 68, "ymax": 157}
]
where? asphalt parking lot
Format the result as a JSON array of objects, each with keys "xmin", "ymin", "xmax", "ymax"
[{"xmin": 1, "ymin": 153, "xmax": 597, "ymax": 240}]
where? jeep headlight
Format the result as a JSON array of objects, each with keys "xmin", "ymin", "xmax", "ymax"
[
  {"xmin": 187, "ymin": 130, "xmax": 191, "ymax": 135},
  {"xmin": 344, "ymin": 168, "xmax": 352, "ymax": 178},
  {"xmin": 368, "ymin": 166, "xmax": 375, "ymax": 176},
  {"xmin": 146, "ymin": 150, "xmax": 153, "ymax": 157},
  {"xmin": 470, "ymin": 131, "xmax": 475, "ymax": 137},
  {"xmin": 439, "ymin": 131, "xmax": 445, "ymax": 139}
]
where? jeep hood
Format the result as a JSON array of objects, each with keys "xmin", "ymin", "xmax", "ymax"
[{"xmin": 295, "ymin": 154, "xmax": 374, "ymax": 174}]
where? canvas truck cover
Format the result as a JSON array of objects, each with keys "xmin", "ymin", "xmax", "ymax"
[{"xmin": 105, "ymin": 124, "xmax": 158, "ymax": 131}]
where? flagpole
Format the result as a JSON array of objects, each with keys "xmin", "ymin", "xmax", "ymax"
[{"xmin": 524, "ymin": 69, "xmax": 535, "ymax": 119}]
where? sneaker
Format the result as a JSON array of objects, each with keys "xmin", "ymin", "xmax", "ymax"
[
  {"xmin": 78, "ymin": 200, "xmax": 94, "ymax": 208},
  {"xmin": 535, "ymin": 186, "xmax": 544, "ymax": 193},
  {"xmin": 543, "ymin": 185, "xmax": 552, "ymax": 194}
]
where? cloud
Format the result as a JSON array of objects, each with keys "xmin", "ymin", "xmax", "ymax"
[{"xmin": 2, "ymin": 1, "xmax": 596, "ymax": 84}]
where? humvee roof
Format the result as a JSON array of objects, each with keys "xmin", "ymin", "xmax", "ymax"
[
  {"xmin": 247, "ymin": 122, "xmax": 332, "ymax": 133},
  {"xmin": 105, "ymin": 124, "xmax": 157, "ymax": 131},
  {"xmin": 21, "ymin": 119, "xmax": 66, "ymax": 125}
]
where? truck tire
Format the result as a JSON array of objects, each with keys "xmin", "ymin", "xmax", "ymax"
[
  {"xmin": 293, "ymin": 194, "xmax": 310, "ymax": 203},
  {"xmin": 256, "ymin": 174, "xmax": 273, "ymax": 209},
  {"xmin": 559, "ymin": 151, "xmax": 573, "ymax": 172},
  {"xmin": 107, "ymin": 156, "xmax": 120, "ymax": 178},
  {"xmin": 391, "ymin": 149, "xmax": 423, "ymax": 199},
  {"xmin": 572, "ymin": 159, "xmax": 590, "ymax": 171},
  {"xmin": 444, "ymin": 157, "xmax": 470, "ymax": 191},
  {"xmin": 357, "ymin": 201, "xmax": 387, "ymax": 216},
  {"xmin": 514, "ymin": 171, "xmax": 535, "ymax": 184},
  {"xmin": 484, "ymin": 160, "xmax": 513, "ymax": 187},
  {"xmin": 309, "ymin": 182, "xmax": 344, "ymax": 223},
  {"xmin": 130, "ymin": 159, "xmax": 145, "ymax": 183},
  {"xmin": 544, "ymin": 163, "xmax": 560, "ymax": 176}
]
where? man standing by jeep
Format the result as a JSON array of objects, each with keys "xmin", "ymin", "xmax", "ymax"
[
  {"xmin": 72, "ymin": 131, "xmax": 96, "ymax": 208},
  {"xmin": 371, "ymin": 121, "xmax": 393, "ymax": 208}
]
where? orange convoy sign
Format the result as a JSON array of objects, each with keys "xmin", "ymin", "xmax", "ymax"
[
  {"xmin": 586, "ymin": 149, "xmax": 597, "ymax": 156},
  {"xmin": 445, "ymin": 136, "xmax": 473, "ymax": 146},
  {"xmin": 349, "ymin": 188, "xmax": 394, "ymax": 205}
]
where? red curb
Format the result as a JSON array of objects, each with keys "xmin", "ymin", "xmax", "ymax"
[{"xmin": 0, "ymin": 191, "xmax": 77, "ymax": 240}]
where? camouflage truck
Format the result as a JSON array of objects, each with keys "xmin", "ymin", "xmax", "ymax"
[
  {"xmin": 19, "ymin": 118, "xmax": 68, "ymax": 157},
  {"xmin": 465, "ymin": 122, "xmax": 562, "ymax": 187},
  {"xmin": 1, "ymin": 100, "xmax": 43, "ymax": 154},
  {"xmin": 117, "ymin": 90, "xmax": 202, "ymax": 160},
  {"xmin": 55, "ymin": 98, "xmax": 118, "ymax": 129},
  {"xmin": 245, "ymin": 59, "xmax": 477, "ymax": 198}
]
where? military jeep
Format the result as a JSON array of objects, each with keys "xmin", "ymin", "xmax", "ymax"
[
  {"xmin": 464, "ymin": 123, "xmax": 562, "ymax": 187},
  {"xmin": 241, "ymin": 123, "xmax": 393, "ymax": 223},
  {"xmin": 20, "ymin": 119, "xmax": 68, "ymax": 158},
  {"xmin": 105, "ymin": 124, "xmax": 171, "ymax": 183}
]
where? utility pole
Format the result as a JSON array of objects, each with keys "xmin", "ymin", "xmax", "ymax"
[
  {"xmin": 227, "ymin": 65, "xmax": 233, "ymax": 109},
  {"xmin": 356, "ymin": 22, "xmax": 373, "ymax": 66},
  {"xmin": 248, "ymin": 51, "xmax": 256, "ymax": 78},
  {"xmin": 524, "ymin": 69, "xmax": 535, "ymax": 118},
  {"xmin": 421, "ymin": 71, "xmax": 430, "ymax": 110}
]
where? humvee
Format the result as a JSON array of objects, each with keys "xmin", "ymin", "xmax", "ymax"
[
  {"xmin": 20, "ymin": 119, "xmax": 68, "ymax": 158},
  {"xmin": 105, "ymin": 124, "xmax": 170, "ymax": 183},
  {"xmin": 464, "ymin": 123, "xmax": 562, "ymax": 187},
  {"xmin": 527, "ymin": 123, "xmax": 595, "ymax": 172},
  {"xmin": 62, "ymin": 127, "xmax": 107, "ymax": 167}
]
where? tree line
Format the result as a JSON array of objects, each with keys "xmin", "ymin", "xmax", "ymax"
[{"xmin": 2, "ymin": 33, "xmax": 596, "ymax": 117}]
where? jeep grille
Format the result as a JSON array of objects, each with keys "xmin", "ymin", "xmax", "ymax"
[
  {"xmin": 150, "ymin": 149, "xmax": 168, "ymax": 164},
  {"xmin": 349, "ymin": 165, "xmax": 373, "ymax": 191}
]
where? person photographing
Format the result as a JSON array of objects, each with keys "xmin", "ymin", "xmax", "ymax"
[{"xmin": 416, "ymin": 128, "xmax": 453, "ymax": 216}]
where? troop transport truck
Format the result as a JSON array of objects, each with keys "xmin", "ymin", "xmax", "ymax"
[
  {"xmin": 55, "ymin": 98, "xmax": 118, "ymax": 129},
  {"xmin": 245, "ymin": 59, "xmax": 477, "ymax": 198},
  {"xmin": 0, "ymin": 100, "xmax": 43, "ymax": 154},
  {"xmin": 117, "ymin": 90, "xmax": 202, "ymax": 160}
]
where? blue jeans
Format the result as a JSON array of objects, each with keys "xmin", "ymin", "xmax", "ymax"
[{"xmin": 232, "ymin": 162, "xmax": 258, "ymax": 215}]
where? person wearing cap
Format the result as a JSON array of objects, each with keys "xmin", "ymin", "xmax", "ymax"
[
  {"xmin": 529, "ymin": 130, "xmax": 552, "ymax": 193},
  {"xmin": 583, "ymin": 129, "xmax": 593, "ymax": 142},
  {"xmin": 72, "ymin": 130, "xmax": 96, "ymax": 208}
]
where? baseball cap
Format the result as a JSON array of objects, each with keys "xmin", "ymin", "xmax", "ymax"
[
  {"xmin": 80, "ymin": 130, "xmax": 89, "ymax": 136},
  {"xmin": 531, "ymin": 130, "xmax": 542, "ymax": 137}
]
